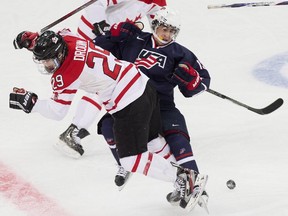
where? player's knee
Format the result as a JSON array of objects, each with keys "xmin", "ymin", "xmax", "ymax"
[
  {"xmin": 148, "ymin": 136, "xmax": 175, "ymax": 161},
  {"xmin": 99, "ymin": 116, "xmax": 115, "ymax": 147}
]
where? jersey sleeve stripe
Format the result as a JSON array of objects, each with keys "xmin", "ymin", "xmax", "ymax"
[
  {"xmin": 118, "ymin": 63, "xmax": 133, "ymax": 81},
  {"xmin": 77, "ymin": 27, "xmax": 93, "ymax": 42},
  {"xmin": 61, "ymin": 89, "xmax": 77, "ymax": 94},
  {"xmin": 80, "ymin": 15, "xmax": 93, "ymax": 29},
  {"xmin": 106, "ymin": 72, "xmax": 141, "ymax": 112},
  {"xmin": 53, "ymin": 99, "xmax": 72, "ymax": 105},
  {"xmin": 82, "ymin": 96, "xmax": 102, "ymax": 110}
]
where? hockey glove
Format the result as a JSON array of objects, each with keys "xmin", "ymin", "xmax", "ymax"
[
  {"xmin": 13, "ymin": 31, "xmax": 39, "ymax": 50},
  {"xmin": 92, "ymin": 20, "xmax": 111, "ymax": 36},
  {"xmin": 171, "ymin": 63, "xmax": 201, "ymax": 91},
  {"xmin": 110, "ymin": 21, "xmax": 142, "ymax": 42},
  {"xmin": 9, "ymin": 87, "xmax": 38, "ymax": 113}
]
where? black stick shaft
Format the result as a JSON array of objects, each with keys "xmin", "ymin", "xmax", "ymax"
[
  {"xmin": 206, "ymin": 88, "xmax": 283, "ymax": 115},
  {"xmin": 40, "ymin": 0, "xmax": 97, "ymax": 33},
  {"xmin": 208, "ymin": 1, "xmax": 288, "ymax": 9}
]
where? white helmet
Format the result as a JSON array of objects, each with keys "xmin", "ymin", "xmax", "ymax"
[{"xmin": 150, "ymin": 7, "xmax": 181, "ymax": 44}]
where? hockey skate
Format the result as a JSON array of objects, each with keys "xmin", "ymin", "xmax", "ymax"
[
  {"xmin": 55, "ymin": 124, "xmax": 88, "ymax": 159},
  {"xmin": 167, "ymin": 189, "xmax": 209, "ymax": 210},
  {"xmin": 169, "ymin": 162, "xmax": 208, "ymax": 212},
  {"xmin": 114, "ymin": 165, "xmax": 132, "ymax": 191}
]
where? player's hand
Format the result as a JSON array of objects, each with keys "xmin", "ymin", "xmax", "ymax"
[
  {"xmin": 13, "ymin": 31, "xmax": 39, "ymax": 50},
  {"xmin": 9, "ymin": 87, "xmax": 38, "ymax": 113},
  {"xmin": 171, "ymin": 63, "xmax": 201, "ymax": 90},
  {"xmin": 110, "ymin": 21, "xmax": 142, "ymax": 42},
  {"xmin": 92, "ymin": 20, "xmax": 110, "ymax": 36}
]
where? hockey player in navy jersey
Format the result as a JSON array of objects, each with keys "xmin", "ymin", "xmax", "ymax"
[
  {"xmin": 55, "ymin": 7, "xmax": 210, "ymax": 208},
  {"xmin": 93, "ymin": 7, "xmax": 211, "ymax": 206}
]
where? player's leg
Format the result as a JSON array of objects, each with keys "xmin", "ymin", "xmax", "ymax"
[
  {"xmin": 113, "ymin": 83, "xmax": 177, "ymax": 182},
  {"xmin": 113, "ymin": 82, "xmax": 205, "ymax": 209},
  {"xmin": 147, "ymin": 135, "xmax": 176, "ymax": 162},
  {"xmin": 161, "ymin": 108, "xmax": 209, "ymax": 208},
  {"xmin": 97, "ymin": 113, "xmax": 131, "ymax": 188},
  {"xmin": 56, "ymin": 94, "xmax": 102, "ymax": 158},
  {"xmin": 161, "ymin": 108, "xmax": 199, "ymax": 172},
  {"xmin": 97, "ymin": 109, "xmax": 175, "ymax": 188}
]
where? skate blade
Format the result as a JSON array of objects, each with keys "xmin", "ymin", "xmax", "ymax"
[
  {"xmin": 198, "ymin": 196, "xmax": 209, "ymax": 214},
  {"xmin": 54, "ymin": 140, "xmax": 82, "ymax": 159}
]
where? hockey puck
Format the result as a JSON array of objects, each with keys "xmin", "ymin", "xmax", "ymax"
[{"xmin": 226, "ymin": 179, "xmax": 236, "ymax": 189}]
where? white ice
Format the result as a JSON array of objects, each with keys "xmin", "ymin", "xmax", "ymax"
[{"xmin": 1, "ymin": 0, "xmax": 288, "ymax": 215}]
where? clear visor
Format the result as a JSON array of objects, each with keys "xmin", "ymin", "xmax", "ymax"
[{"xmin": 33, "ymin": 56, "xmax": 60, "ymax": 74}]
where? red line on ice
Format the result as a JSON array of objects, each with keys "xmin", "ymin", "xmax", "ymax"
[{"xmin": 0, "ymin": 161, "xmax": 72, "ymax": 216}]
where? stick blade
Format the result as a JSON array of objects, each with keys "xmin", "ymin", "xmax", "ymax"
[{"xmin": 250, "ymin": 98, "xmax": 284, "ymax": 115}]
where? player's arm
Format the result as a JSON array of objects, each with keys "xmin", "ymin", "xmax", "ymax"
[
  {"xmin": 93, "ymin": 21, "xmax": 143, "ymax": 57},
  {"xmin": 170, "ymin": 47, "xmax": 211, "ymax": 97},
  {"xmin": 103, "ymin": 21, "xmax": 143, "ymax": 42},
  {"xmin": 9, "ymin": 87, "xmax": 38, "ymax": 113},
  {"xmin": 174, "ymin": 61, "xmax": 210, "ymax": 97},
  {"xmin": 9, "ymin": 84, "xmax": 77, "ymax": 120},
  {"xmin": 32, "ymin": 97, "xmax": 71, "ymax": 121}
]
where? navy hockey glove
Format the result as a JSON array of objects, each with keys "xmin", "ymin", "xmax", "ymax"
[
  {"xmin": 110, "ymin": 21, "xmax": 142, "ymax": 42},
  {"xmin": 92, "ymin": 20, "xmax": 111, "ymax": 36},
  {"xmin": 171, "ymin": 63, "xmax": 201, "ymax": 90},
  {"xmin": 13, "ymin": 31, "xmax": 39, "ymax": 50},
  {"xmin": 9, "ymin": 87, "xmax": 38, "ymax": 113}
]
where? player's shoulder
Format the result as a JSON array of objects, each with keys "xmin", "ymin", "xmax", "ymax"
[{"xmin": 168, "ymin": 41, "xmax": 195, "ymax": 57}]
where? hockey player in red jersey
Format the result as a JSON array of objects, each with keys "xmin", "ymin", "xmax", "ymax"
[
  {"xmin": 10, "ymin": 28, "xmax": 208, "ymax": 211},
  {"xmin": 57, "ymin": 0, "xmax": 169, "ymax": 187},
  {"xmin": 77, "ymin": 0, "xmax": 167, "ymax": 41}
]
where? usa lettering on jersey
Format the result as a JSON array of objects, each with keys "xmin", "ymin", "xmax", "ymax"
[{"xmin": 134, "ymin": 49, "xmax": 167, "ymax": 69}]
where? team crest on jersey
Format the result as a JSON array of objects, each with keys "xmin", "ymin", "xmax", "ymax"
[{"xmin": 134, "ymin": 49, "xmax": 167, "ymax": 69}]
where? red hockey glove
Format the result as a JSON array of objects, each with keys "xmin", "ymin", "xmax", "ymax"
[
  {"xmin": 171, "ymin": 63, "xmax": 201, "ymax": 91},
  {"xmin": 9, "ymin": 87, "xmax": 38, "ymax": 113},
  {"xmin": 13, "ymin": 31, "xmax": 39, "ymax": 50},
  {"xmin": 110, "ymin": 21, "xmax": 142, "ymax": 42}
]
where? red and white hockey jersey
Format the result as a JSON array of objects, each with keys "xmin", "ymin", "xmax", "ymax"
[
  {"xmin": 32, "ymin": 30, "xmax": 148, "ymax": 120},
  {"xmin": 77, "ymin": 0, "xmax": 167, "ymax": 41}
]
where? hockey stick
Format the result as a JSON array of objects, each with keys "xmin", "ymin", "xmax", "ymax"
[
  {"xmin": 40, "ymin": 0, "xmax": 97, "ymax": 33},
  {"xmin": 207, "ymin": 1, "xmax": 288, "ymax": 9},
  {"xmin": 207, "ymin": 89, "xmax": 284, "ymax": 115}
]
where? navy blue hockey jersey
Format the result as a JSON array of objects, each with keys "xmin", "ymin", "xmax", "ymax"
[{"xmin": 94, "ymin": 31, "xmax": 211, "ymax": 110}]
